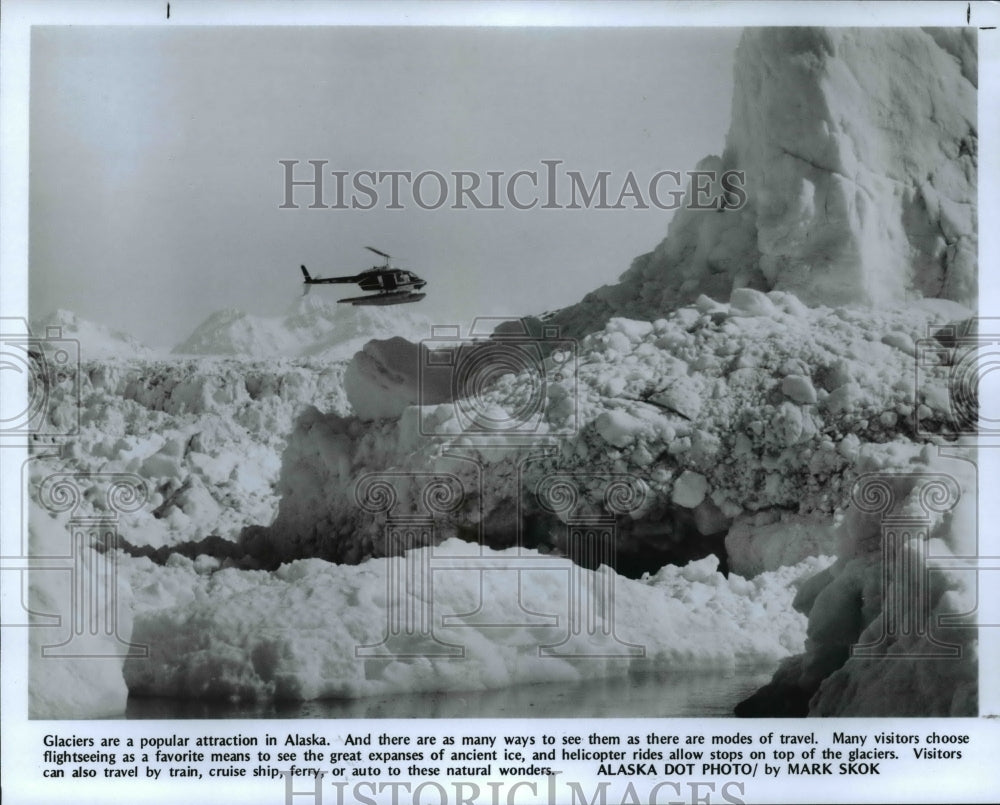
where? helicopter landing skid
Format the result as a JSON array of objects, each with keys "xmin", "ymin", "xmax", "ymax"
[{"xmin": 337, "ymin": 291, "xmax": 427, "ymax": 306}]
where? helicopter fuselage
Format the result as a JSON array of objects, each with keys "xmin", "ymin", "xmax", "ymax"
[
  {"xmin": 353, "ymin": 268, "xmax": 427, "ymax": 293},
  {"xmin": 299, "ymin": 247, "xmax": 427, "ymax": 305}
]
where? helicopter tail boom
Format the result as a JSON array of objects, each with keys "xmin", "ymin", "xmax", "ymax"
[{"xmin": 300, "ymin": 265, "xmax": 360, "ymax": 284}]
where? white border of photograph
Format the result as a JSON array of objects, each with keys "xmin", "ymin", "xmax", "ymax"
[{"xmin": 2, "ymin": 2, "xmax": 999, "ymax": 804}]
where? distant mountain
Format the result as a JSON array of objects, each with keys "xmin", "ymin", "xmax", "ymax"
[
  {"xmin": 30, "ymin": 309, "xmax": 158, "ymax": 360},
  {"xmin": 172, "ymin": 294, "xmax": 434, "ymax": 360}
]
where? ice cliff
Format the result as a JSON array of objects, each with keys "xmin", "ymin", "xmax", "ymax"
[{"xmin": 550, "ymin": 27, "xmax": 977, "ymax": 340}]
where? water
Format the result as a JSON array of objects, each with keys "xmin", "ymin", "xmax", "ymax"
[{"xmin": 125, "ymin": 666, "xmax": 776, "ymax": 719}]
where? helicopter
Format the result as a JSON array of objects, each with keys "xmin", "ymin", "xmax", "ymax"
[{"xmin": 299, "ymin": 247, "xmax": 427, "ymax": 306}]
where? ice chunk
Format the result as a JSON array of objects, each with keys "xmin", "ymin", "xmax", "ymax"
[
  {"xmin": 881, "ymin": 331, "xmax": 916, "ymax": 357},
  {"xmin": 595, "ymin": 410, "xmax": 645, "ymax": 447},
  {"xmin": 729, "ymin": 288, "xmax": 778, "ymax": 317},
  {"xmin": 781, "ymin": 374, "xmax": 817, "ymax": 404},
  {"xmin": 671, "ymin": 470, "xmax": 708, "ymax": 508}
]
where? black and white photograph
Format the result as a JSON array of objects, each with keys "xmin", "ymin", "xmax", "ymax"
[{"xmin": 2, "ymin": 2, "xmax": 998, "ymax": 803}]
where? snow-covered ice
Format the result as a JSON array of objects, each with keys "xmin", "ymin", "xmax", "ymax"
[
  {"xmin": 255, "ymin": 298, "xmax": 969, "ymax": 570},
  {"xmin": 122, "ymin": 541, "xmax": 829, "ymax": 703},
  {"xmin": 24, "ymin": 26, "xmax": 979, "ymax": 719}
]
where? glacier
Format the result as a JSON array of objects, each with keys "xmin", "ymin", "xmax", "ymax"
[{"xmin": 24, "ymin": 26, "xmax": 979, "ymax": 719}]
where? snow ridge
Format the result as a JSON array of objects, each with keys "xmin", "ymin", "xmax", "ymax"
[
  {"xmin": 30, "ymin": 309, "xmax": 160, "ymax": 360},
  {"xmin": 173, "ymin": 295, "xmax": 433, "ymax": 359}
]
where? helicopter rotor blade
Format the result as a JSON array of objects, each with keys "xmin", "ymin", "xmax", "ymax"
[{"xmin": 365, "ymin": 246, "xmax": 391, "ymax": 260}]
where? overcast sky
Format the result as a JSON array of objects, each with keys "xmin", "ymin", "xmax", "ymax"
[{"xmin": 29, "ymin": 26, "xmax": 741, "ymax": 348}]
